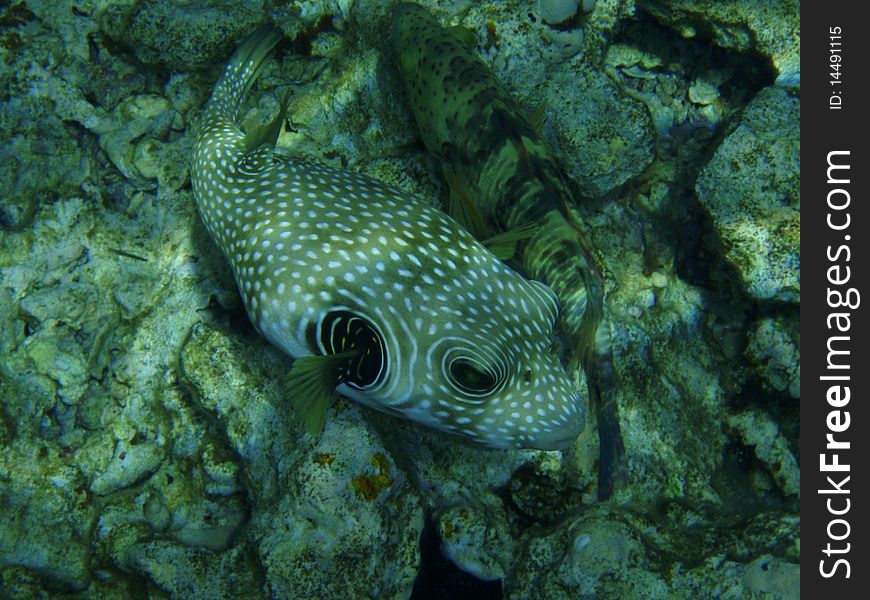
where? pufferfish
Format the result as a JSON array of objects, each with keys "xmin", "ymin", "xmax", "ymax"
[{"xmin": 191, "ymin": 26, "xmax": 585, "ymax": 450}]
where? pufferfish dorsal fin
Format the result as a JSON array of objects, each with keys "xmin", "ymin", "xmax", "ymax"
[
  {"xmin": 483, "ymin": 223, "xmax": 540, "ymax": 261},
  {"xmin": 243, "ymin": 88, "xmax": 292, "ymax": 155},
  {"xmin": 286, "ymin": 350, "xmax": 359, "ymax": 435}
]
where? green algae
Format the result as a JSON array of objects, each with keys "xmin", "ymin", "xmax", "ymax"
[{"xmin": 351, "ymin": 452, "xmax": 393, "ymax": 501}]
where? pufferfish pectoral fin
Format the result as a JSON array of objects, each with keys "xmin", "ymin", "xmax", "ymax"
[
  {"xmin": 483, "ymin": 222, "xmax": 540, "ymax": 261},
  {"xmin": 285, "ymin": 351, "xmax": 359, "ymax": 436}
]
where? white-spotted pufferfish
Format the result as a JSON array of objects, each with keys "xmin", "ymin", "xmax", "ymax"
[{"xmin": 191, "ymin": 26, "xmax": 585, "ymax": 450}]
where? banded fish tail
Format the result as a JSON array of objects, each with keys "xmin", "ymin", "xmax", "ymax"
[
  {"xmin": 560, "ymin": 203, "xmax": 627, "ymax": 499},
  {"xmin": 584, "ymin": 320, "xmax": 627, "ymax": 500},
  {"xmin": 528, "ymin": 207, "xmax": 626, "ymax": 499},
  {"xmin": 527, "ymin": 200, "xmax": 627, "ymax": 501}
]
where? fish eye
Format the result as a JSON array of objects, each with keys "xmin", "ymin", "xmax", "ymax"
[
  {"xmin": 522, "ymin": 368, "xmax": 532, "ymax": 383},
  {"xmin": 449, "ymin": 358, "xmax": 497, "ymax": 394}
]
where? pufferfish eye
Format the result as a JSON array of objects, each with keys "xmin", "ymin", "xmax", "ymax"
[{"xmin": 449, "ymin": 358, "xmax": 498, "ymax": 395}]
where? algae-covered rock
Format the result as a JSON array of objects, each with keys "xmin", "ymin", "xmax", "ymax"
[
  {"xmin": 180, "ymin": 323, "xmax": 423, "ymax": 599},
  {"xmin": 90, "ymin": 436, "xmax": 166, "ymax": 496},
  {"xmin": 0, "ymin": 441, "xmax": 92, "ymax": 590},
  {"xmin": 436, "ymin": 502, "xmax": 514, "ymax": 581},
  {"xmin": 449, "ymin": 1, "xmax": 654, "ymax": 199},
  {"xmin": 638, "ymin": 0, "xmax": 800, "ymax": 87},
  {"xmin": 696, "ymin": 86, "xmax": 800, "ymax": 302},
  {"xmin": 0, "ymin": 176, "xmax": 238, "ymax": 597},
  {"xmin": 533, "ymin": 0, "xmax": 579, "ymax": 25},
  {"xmin": 110, "ymin": 540, "xmax": 263, "ymax": 599},
  {"xmin": 546, "ymin": 66, "xmax": 655, "ymax": 197},
  {"xmin": 746, "ymin": 315, "xmax": 800, "ymax": 399},
  {"xmin": 508, "ymin": 516, "xmax": 663, "ymax": 598},
  {"xmin": 594, "ymin": 201, "xmax": 737, "ymax": 503},
  {"xmin": 0, "ymin": 73, "xmax": 92, "ymax": 230},
  {"xmin": 99, "ymin": 0, "xmax": 268, "ymax": 71},
  {"xmin": 673, "ymin": 554, "xmax": 800, "ymax": 599},
  {"xmin": 507, "ymin": 505, "xmax": 798, "ymax": 599},
  {"xmin": 727, "ymin": 409, "xmax": 799, "ymax": 498}
]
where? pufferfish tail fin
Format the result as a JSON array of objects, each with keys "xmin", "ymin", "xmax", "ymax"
[{"xmin": 204, "ymin": 25, "xmax": 284, "ymax": 125}]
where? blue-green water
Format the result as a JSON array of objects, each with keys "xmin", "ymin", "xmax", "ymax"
[{"xmin": 0, "ymin": 1, "xmax": 799, "ymax": 598}]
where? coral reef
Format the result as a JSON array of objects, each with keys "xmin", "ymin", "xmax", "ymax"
[{"xmin": 0, "ymin": 0, "xmax": 798, "ymax": 597}]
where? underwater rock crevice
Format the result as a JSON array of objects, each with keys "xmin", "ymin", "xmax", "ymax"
[{"xmin": 411, "ymin": 516, "xmax": 504, "ymax": 600}]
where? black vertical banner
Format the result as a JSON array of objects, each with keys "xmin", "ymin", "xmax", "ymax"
[{"xmin": 802, "ymin": 3, "xmax": 870, "ymax": 597}]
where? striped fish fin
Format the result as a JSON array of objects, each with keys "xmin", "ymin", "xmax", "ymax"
[
  {"xmin": 443, "ymin": 164, "xmax": 492, "ymax": 240},
  {"xmin": 483, "ymin": 222, "xmax": 540, "ymax": 261}
]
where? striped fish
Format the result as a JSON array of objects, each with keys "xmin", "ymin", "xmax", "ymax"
[
  {"xmin": 190, "ymin": 26, "xmax": 586, "ymax": 450},
  {"xmin": 391, "ymin": 3, "xmax": 626, "ymax": 497}
]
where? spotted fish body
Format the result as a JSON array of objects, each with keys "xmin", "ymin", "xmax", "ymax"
[
  {"xmin": 391, "ymin": 4, "xmax": 626, "ymax": 495},
  {"xmin": 191, "ymin": 27, "xmax": 585, "ymax": 450}
]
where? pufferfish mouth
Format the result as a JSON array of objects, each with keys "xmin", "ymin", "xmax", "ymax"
[
  {"xmin": 529, "ymin": 395, "xmax": 585, "ymax": 450},
  {"xmin": 536, "ymin": 432, "xmax": 580, "ymax": 451}
]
